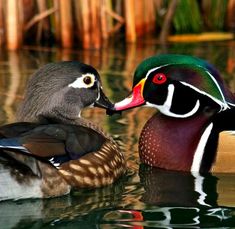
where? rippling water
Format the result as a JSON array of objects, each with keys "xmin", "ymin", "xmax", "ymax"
[{"xmin": 0, "ymin": 40, "xmax": 235, "ymax": 228}]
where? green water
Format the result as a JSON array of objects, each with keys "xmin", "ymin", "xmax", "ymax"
[{"xmin": 0, "ymin": 40, "xmax": 235, "ymax": 228}]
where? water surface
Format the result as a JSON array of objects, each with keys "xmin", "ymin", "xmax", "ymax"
[{"xmin": 0, "ymin": 41, "xmax": 235, "ymax": 228}]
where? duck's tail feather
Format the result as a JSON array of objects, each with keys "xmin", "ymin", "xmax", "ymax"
[
  {"xmin": 0, "ymin": 153, "xmax": 43, "ymax": 201},
  {"xmin": 0, "ymin": 149, "xmax": 42, "ymax": 178}
]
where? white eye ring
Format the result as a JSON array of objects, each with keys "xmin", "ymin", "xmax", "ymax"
[{"xmin": 68, "ymin": 73, "xmax": 96, "ymax": 89}]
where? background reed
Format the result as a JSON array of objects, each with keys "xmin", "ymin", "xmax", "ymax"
[{"xmin": 0, "ymin": 0, "xmax": 234, "ymax": 50}]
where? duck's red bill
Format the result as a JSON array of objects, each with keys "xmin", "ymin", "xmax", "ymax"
[{"xmin": 114, "ymin": 83, "xmax": 146, "ymax": 111}]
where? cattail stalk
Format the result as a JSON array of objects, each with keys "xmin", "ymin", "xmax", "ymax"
[
  {"xmin": 101, "ymin": 0, "xmax": 108, "ymax": 40},
  {"xmin": 59, "ymin": 0, "xmax": 73, "ymax": 48},
  {"xmin": 36, "ymin": 0, "xmax": 50, "ymax": 43},
  {"xmin": 134, "ymin": 0, "xmax": 144, "ymax": 36},
  {"xmin": 124, "ymin": 0, "xmax": 136, "ymax": 42},
  {"xmin": 79, "ymin": 0, "xmax": 91, "ymax": 49},
  {"xmin": 0, "ymin": 0, "xmax": 4, "ymax": 47},
  {"xmin": 146, "ymin": 0, "xmax": 156, "ymax": 33},
  {"xmin": 159, "ymin": 0, "xmax": 178, "ymax": 42},
  {"xmin": 227, "ymin": 0, "xmax": 235, "ymax": 31},
  {"xmin": 107, "ymin": 0, "xmax": 114, "ymax": 33},
  {"xmin": 53, "ymin": 0, "xmax": 61, "ymax": 44},
  {"xmin": 91, "ymin": 0, "xmax": 102, "ymax": 49},
  {"xmin": 6, "ymin": 0, "xmax": 22, "ymax": 50}
]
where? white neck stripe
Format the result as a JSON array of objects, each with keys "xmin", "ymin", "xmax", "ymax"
[
  {"xmin": 147, "ymin": 84, "xmax": 200, "ymax": 118},
  {"xmin": 164, "ymin": 83, "xmax": 174, "ymax": 108},
  {"xmin": 191, "ymin": 123, "xmax": 213, "ymax": 172}
]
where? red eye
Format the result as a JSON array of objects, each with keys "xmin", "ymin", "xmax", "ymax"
[{"xmin": 152, "ymin": 73, "xmax": 167, "ymax": 84}]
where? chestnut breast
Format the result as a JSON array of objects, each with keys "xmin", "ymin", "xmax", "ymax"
[{"xmin": 139, "ymin": 112, "xmax": 210, "ymax": 171}]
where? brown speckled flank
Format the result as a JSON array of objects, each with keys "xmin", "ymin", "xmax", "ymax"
[
  {"xmin": 39, "ymin": 162, "xmax": 71, "ymax": 198},
  {"xmin": 59, "ymin": 141, "xmax": 126, "ymax": 188}
]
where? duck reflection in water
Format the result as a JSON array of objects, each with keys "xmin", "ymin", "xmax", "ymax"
[
  {"xmin": 100, "ymin": 166, "xmax": 234, "ymax": 228},
  {"xmin": 0, "ymin": 166, "xmax": 233, "ymax": 228},
  {"xmin": 139, "ymin": 164, "xmax": 219, "ymax": 207}
]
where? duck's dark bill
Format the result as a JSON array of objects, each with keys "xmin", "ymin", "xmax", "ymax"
[
  {"xmin": 94, "ymin": 89, "xmax": 114, "ymax": 110},
  {"xmin": 114, "ymin": 83, "xmax": 146, "ymax": 111}
]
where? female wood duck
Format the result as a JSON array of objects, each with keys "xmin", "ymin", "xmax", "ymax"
[
  {"xmin": 112, "ymin": 54, "xmax": 235, "ymax": 173},
  {"xmin": 0, "ymin": 61, "xmax": 126, "ymax": 200}
]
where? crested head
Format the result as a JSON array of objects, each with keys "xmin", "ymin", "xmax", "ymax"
[
  {"xmin": 134, "ymin": 54, "xmax": 210, "ymax": 84},
  {"xmin": 134, "ymin": 54, "xmax": 233, "ymax": 105},
  {"xmin": 115, "ymin": 54, "xmax": 235, "ymax": 118},
  {"xmin": 17, "ymin": 61, "xmax": 113, "ymax": 122}
]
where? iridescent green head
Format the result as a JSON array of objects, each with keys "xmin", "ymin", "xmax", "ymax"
[{"xmin": 114, "ymin": 54, "xmax": 235, "ymax": 118}]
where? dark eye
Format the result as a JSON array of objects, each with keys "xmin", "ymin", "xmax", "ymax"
[
  {"xmin": 83, "ymin": 76, "xmax": 92, "ymax": 85},
  {"xmin": 152, "ymin": 73, "xmax": 167, "ymax": 85}
]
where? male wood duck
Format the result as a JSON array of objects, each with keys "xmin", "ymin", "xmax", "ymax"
[
  {"xmin": 0, "ymin": 61, "xmax": 126, "ymax": 200},
  {"xmin": 112, "ymin": 54, "xmax": 235, "ymax": 173}
]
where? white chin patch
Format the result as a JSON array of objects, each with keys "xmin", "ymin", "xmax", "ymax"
[
  {"xmin": 68, "ymin": 73, "xmax": 95, "ymax": 89},
  {"xmin": 146, "ymin": 84, "xmax": 200, "ymax": 118},
  {"xmin": 156, "ymin": 99, "xmax": 200, "ymax": 118}
]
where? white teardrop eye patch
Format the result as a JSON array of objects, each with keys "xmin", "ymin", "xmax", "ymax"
[{"xmin": 68, "ymin": 73, "xmax": 96, "ymax": 89}]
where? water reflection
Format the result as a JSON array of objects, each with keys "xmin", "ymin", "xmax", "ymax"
[
  {"xmin": 139, "ymin": 165, "xmax": 217, "ymax": 207},
  {"xmin": 0, "ymin": 173, "xmax": 234, "ymax": 228},
  {"xmin": 0, "ymin": 168, "xmax": 234, "ymax": 228},
  {"xmin": 141, "ymin": 165, "xmax": 235, "ymax": 207},
  {"xmin": 0, "ymin": 41, "xmax": 235, "ymax": 228},
  {"xmin": 102, "ymin": 208, "xmax": 234, "ymax": 228},
  {"xmin": 102, "ymin": 167, "xmax": 235, "ymax": 228}
]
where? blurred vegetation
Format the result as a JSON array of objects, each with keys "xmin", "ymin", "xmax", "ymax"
[
  {"xmin": 173, "ymin": 0, "xmax": 203, "ymax": 33},
  {"xmin": 171, "ymin": 0, "xmax": 230, "ymax": 33},
  {"xmin": 0, "ymin": 0, "xmax": 234, "ymax": 50}
]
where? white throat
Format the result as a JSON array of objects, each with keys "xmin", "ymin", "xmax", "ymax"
[{"xmin": 146, "ymin": 84, "xmax": 200, "ymax": 118}]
